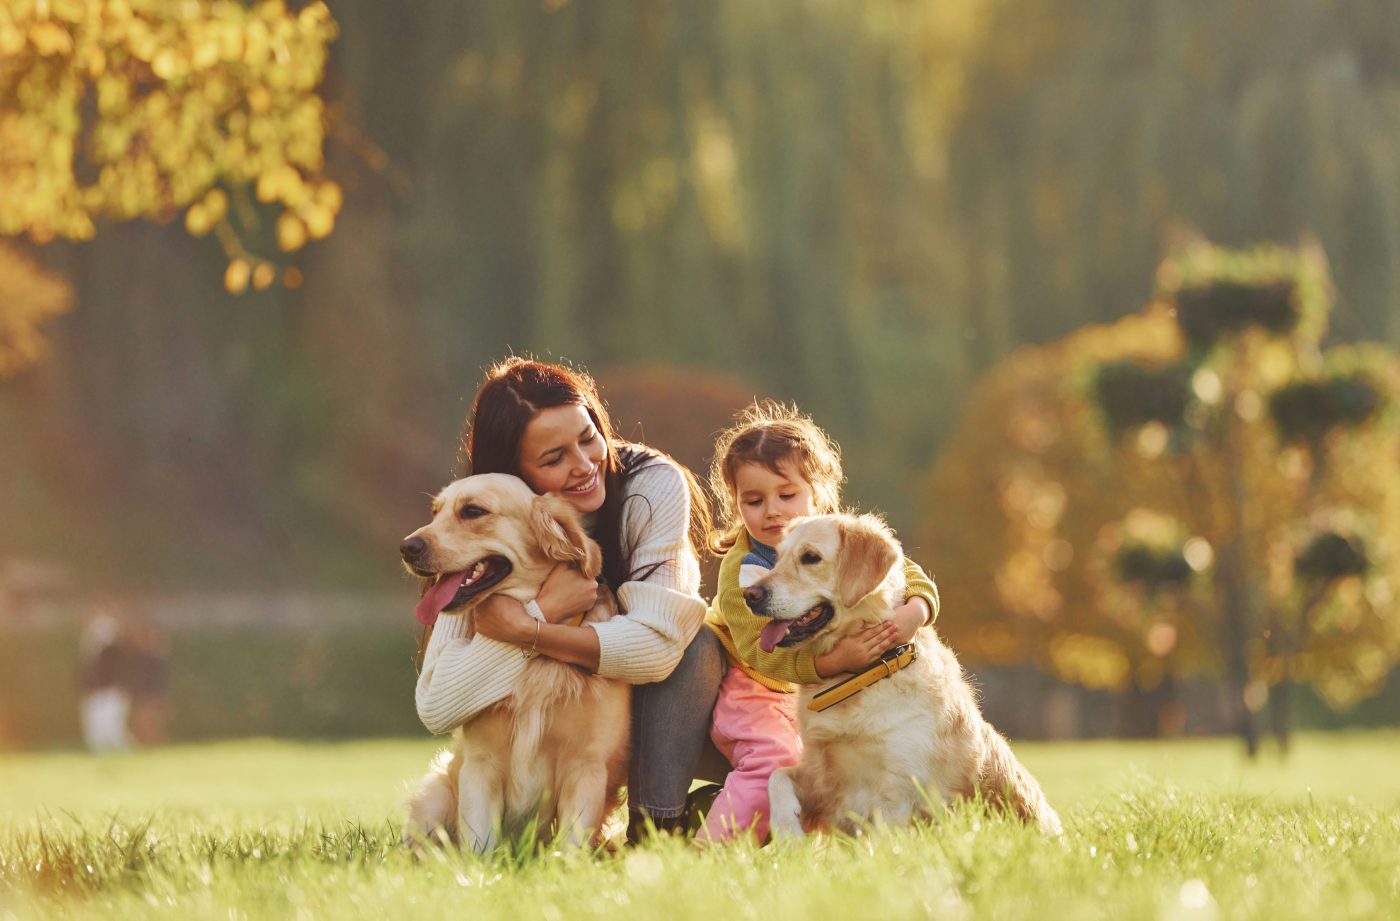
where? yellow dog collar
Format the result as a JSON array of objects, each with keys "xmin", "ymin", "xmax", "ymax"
[{"xmin": 808, "ymin": 642, "xmax": 918, "ymax": 712}]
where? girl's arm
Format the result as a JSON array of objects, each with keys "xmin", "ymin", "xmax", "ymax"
[
  {"xmin": 587, "ymin": 461, "xmax": 707, "ymax": 682},
  {"xmin": 873, "ymin": 557, "xmax": 940, "ymax": 648},
  {"xmin": 902, "ymin": 557, "xmax": 940, "ymax": 625}
]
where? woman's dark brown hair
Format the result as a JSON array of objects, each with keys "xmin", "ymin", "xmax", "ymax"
[{"xmin": 460, "ymin": 356, "xmax": 710, "ymax": 592}]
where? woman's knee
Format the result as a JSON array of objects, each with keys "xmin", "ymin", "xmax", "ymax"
[{"xmin": 677, "ymin": 628, "xmax": 725, "ymax": 689}]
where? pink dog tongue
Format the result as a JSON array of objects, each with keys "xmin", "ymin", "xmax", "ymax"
[
  {"xmin": 758, "ymin": 620, "xmax": 792, "ymax": 653},
  {"xmin": 415, "ymin": 571, "xmax": 466, "ymax": 626}
]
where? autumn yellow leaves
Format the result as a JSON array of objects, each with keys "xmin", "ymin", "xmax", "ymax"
[{"xmin": 0, "ymin": 0, "xmax": 339, "ymax": 293}]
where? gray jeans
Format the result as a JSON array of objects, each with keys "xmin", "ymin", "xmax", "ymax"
[{"xmin": 628, "ymin": 628, "xmax": 727, "ymax": 818}]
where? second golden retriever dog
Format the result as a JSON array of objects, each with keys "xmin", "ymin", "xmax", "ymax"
[
  {"xmin": 744, "ymin": 513, "xmax": 1062, "ymax": 837},
  {"xmin": 399, "ymin": 473, "xmax": 628, "ymax": 852}
]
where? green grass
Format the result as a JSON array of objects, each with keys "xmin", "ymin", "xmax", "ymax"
[{"xmin": 2, "ymin": 732, "xmax": 1398, "ymax": 920}]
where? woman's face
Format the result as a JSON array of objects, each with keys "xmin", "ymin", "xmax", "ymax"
[{"xmin": 517, "ymin": 404, "xmax": 609, "ymax": 514}]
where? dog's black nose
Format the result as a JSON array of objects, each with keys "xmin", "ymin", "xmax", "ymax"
[
  {"xmin": 743, "ymin": 584, "xmax": 768, "ymax": 611},
  {"xmin": 400, "ymin": 536, "xmax": 427, "ymax": 561}
]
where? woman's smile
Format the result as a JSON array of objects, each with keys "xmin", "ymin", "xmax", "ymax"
[{"xmin": 563, "ymin": 469, "xmax": 600, "ymax": 496}]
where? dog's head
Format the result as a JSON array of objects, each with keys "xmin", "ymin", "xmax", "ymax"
[
  {"xmin": 743, "ymin": 513, "xmax": 902, "ymax": 655},
  {"xmin": 400, "ymin": 473, "xmax": 602, "ymax": 625}
]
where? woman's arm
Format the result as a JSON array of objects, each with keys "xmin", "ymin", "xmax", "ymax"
[
  {"xmin": 470, "ymin": 565, "xmax": 603, "ymax": 670},
  {"xmin": 414, "ymin": 613, "xmax": 526, "ymax": 735},
  {"xmin": 418, "ymin": 556, "xmax": 609, "ymax": 733},
  {"xmin": 588, "ymin": 461, "xmax": 707, "ymax": 683}
]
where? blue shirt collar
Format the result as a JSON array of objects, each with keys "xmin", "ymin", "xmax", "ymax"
[{"xmin": 747, "ymin": 538, "xmax": 778, "ymax": 567}]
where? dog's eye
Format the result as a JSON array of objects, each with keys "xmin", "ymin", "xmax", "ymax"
[
  {"xmin": 458, "ymin": 504, "xmax": 489, "ymax": 520},
  {"xmin": 800, "ymin": 551, "xmax": 821, "ymax": 565}
]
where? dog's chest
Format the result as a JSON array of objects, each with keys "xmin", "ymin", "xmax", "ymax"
[{"xmin": 797, "ymin": 658, "xmax": 945, "ymax": 803}]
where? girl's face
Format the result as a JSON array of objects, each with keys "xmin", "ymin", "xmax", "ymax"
[
  {"xmin": 517, "ymin": 404, "xmax": 609, "ymax": 514},
  {"xmin": 734, "ymin": 460, "xmax": 814, "ymax": 547}
]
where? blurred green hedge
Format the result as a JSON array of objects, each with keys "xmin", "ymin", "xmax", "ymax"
[
  {"xmin": 2, "ymin": 619, "xmax": 1394, "ymax": 751},
  {"xmin": 0, "ymin": 620, "xmax": 425, "ymax": 750}
]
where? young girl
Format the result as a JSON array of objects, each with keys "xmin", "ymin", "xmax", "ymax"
[{"xmin": 698, "ymin": 402, "xmax": 940, "ymax": 842}]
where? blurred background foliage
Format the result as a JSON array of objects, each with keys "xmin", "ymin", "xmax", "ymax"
[
  {"xmin": 923, "ymin": 241, "xmax": 1400, "ymax": 752},
  {"xmin": 4, "ymin": 0, "xmax": 1400, "ymax": 747}
]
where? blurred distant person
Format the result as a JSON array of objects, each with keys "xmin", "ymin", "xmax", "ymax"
[
  {"xmin": 126, "ymin": 621, "xmax": 170, "ymax": 746},
  {"xmin": 78, "ymin": 613, "xmax": 132, "ymax": 752}
]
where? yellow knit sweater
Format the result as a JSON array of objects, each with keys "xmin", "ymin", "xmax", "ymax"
[{"xmin": 704, "ymin": 530, "xmax": 940, "ymax": 691}]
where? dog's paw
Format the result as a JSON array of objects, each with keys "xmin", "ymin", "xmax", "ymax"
[{"xmin": 402, "ymin": 823, "xmax": 453, "ymax": 856}]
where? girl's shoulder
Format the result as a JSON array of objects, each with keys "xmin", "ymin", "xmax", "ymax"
[{"xmin": 713, "ymin": 530, "xmax": 753, "ymax": 575}]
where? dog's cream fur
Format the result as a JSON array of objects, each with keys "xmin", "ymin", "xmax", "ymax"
[
  {"xmin": 401, "ymin": 473, "xmax": 629, "ymax": 852},
  {"xmin": 747, "ymin": 513, "xmax": 1062, "ymax": 837}
]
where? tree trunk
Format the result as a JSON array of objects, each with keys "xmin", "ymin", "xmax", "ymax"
[
  {"xmin": 1119, "ymin": 679, "xmax": 1156, "ymax": 739},
  {"xmin": 1217, "ymin": 542, "xmax": 1261, "ymax": 758},
  {"xmin": 1271, "ymin": 675, "xmax": 1295, "ymax": 757},
  {"xmin": 1119, "ymin": 671, "xmax": 1181, "ymax": 738}
]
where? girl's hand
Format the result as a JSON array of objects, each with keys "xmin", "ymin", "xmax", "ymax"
[
  {"xmin": 473, "ymin": 595, "xmax": 537, "ymax": 645},
  {"xmin": 890, "ymin": 598, "xmax": 929, "ymax": 644},
  {"xmin": 535, "ymin": 564, "xmax": 600, "ymax": 624},
  {"xmin": 815, "ymin": 621, "xmax": 899, "ymax": 678}
]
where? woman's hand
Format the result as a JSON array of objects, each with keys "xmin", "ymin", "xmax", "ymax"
[
  {"xmin": 472, "ymin": 595, "xmax": 537, "ymax": 645},
  {"xmin": 472, "ymin": 583, "xmax": 602, "ymax": 671},
  {"xmin": 814, "ymin": 621, "xmax": 899, "ymax": 678},
  {"xmin": 535, "ymin": 564, "xmax": 600, "ymax": 624}
]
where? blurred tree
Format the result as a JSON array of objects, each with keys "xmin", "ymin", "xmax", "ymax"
[
  {"xmin": 0, "ymin": 242, "xmax": 71, "ymax": 379},
  {"xmin": 949, "ymin": 0, "xmax": 1400, "ymax": 352},
  {"xmin": 598, "ymin": 365, "xmax": 758, "ymax": 479},
  {"xmin": 923, "ymin": 241, "xmax": 1400, "ymax": 754},
  {"xmin": 0, "ymin": 0, "xmax": 340, "ymax": 288},
  {"xmin": 400, "ymin": 0, "xmax": 992, "ymax": 530},
  {"xmin": 21, "ymin": 0, "xmax": 1400, "ymax": 607},
  {"xmin": 920, "ymin": 305, "xmax": 1216, "ymax": 737}
]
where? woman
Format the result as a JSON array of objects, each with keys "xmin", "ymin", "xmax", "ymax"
[{"xmin": 415, "ymin": 357, "xmax": 723, "ymax": 837}]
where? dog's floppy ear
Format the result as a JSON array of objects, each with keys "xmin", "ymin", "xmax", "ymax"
[
  {"xmin": 836, "ymin": 516, "xmax": 900, "ymax": 608},
  {"xmin": 530, "ymin": 495, "xmax": 603, "ymax": 579}
]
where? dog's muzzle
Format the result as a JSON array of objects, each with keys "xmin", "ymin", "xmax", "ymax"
[
  {"xmin": 401, "ymin": 535, "xmax": 429, "ymax": 566},
  {"xmin": 743, "ymin": 583, "xmax": 769, "ymax": 614}
]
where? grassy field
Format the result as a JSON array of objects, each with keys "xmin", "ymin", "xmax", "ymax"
[{"xmin": 2, "ymin": 732, "xmax": 1398, "ymax": 920}]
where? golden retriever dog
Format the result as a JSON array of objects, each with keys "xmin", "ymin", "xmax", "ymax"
[
  {"xmin": 744, "ymin": 513, "xmax": 1062, "ymax": 837},
  {"xmin": 399, "ymin": 473, "xmax": 629, "ymax": 852}
]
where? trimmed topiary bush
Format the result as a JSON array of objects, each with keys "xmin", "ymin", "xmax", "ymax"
[
  {"xmin": 1174, "ymin": 280, "xmax": 1299, "ymax": 347},
  {"xmin": 1115, "ymin": 543, "xmax": 1193, "ymax": 593},
  {"xmin": 1093, "ymin": 361, "xmax": 1192, "ymax": 436},
  {"xmin": 1270, "ymin": 375, "xmax": 1384, "ymax": 446},
  {"xmin": 1295, "ymin": 531, "xmax": 1368, "ymax": 583}
]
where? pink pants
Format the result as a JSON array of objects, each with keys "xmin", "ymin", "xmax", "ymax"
[{"xmin": 698, "ymin": 666, "xmax": 802, "ymax": 842}]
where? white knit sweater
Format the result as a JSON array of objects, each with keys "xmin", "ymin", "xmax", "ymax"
[{"xmin": 415, "ymin": 459, "xmax": 706, "ymax": 735}]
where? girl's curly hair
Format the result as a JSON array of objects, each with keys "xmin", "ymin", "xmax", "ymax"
[{"xmin": 707, "ymin": 401, "xmax": 844, "ymax": 553}]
